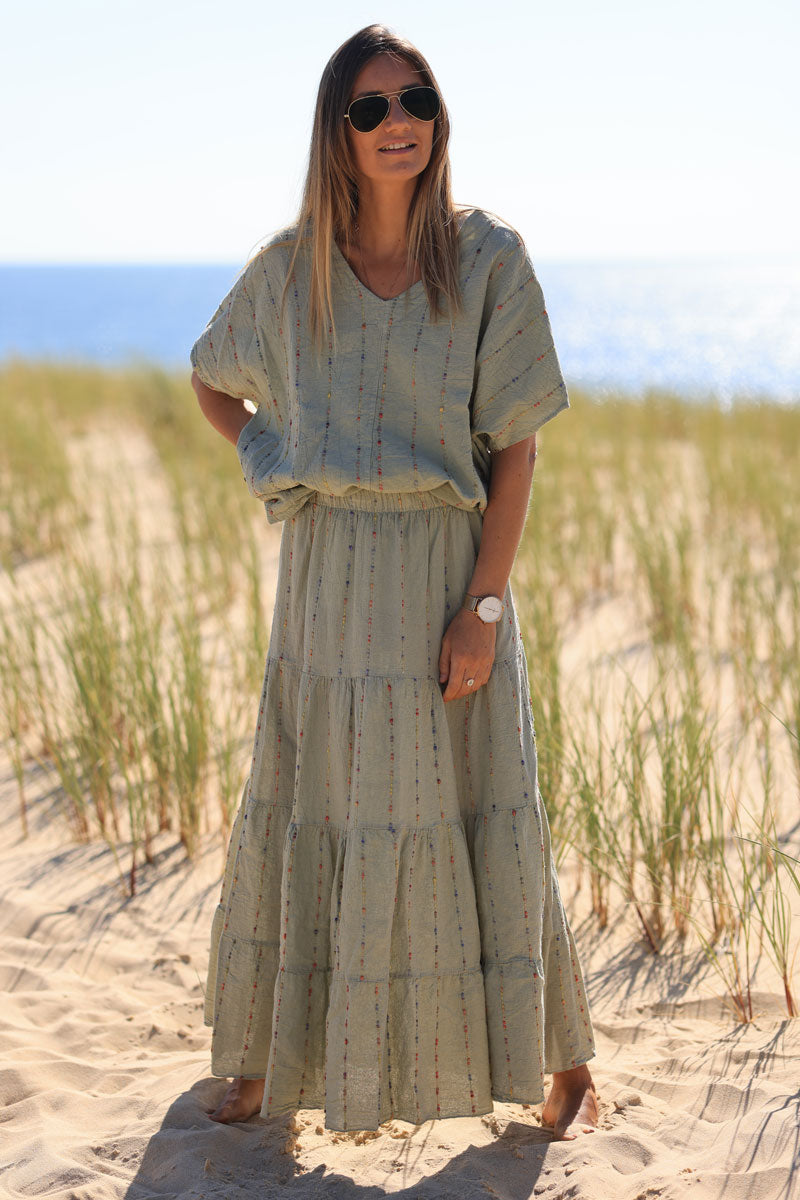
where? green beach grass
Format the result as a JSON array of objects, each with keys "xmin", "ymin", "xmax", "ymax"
[{"xmin": 1, "ymin": 362, "xmax": 798, "ymax": 1020}]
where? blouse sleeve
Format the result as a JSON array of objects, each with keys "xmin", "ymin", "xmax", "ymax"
[
  {"xmin": 189, "ymin": 261, "xmax": 268, "ymax": 404},
  {"xmin": 470, "ymin": 235, "xmax": 569, "ymax": 453},
  {"xmin": 190, "ymin": 257, "xmax": 287, "ymax": 502}
]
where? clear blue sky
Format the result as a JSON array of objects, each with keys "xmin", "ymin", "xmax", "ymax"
[{"xmin": 3, "ymin": 0, "xmax": 797, "ymax": 263}]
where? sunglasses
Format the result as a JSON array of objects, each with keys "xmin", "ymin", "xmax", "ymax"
[{"xmin": 344, "ymin": 86, "xmax": 441, "ymax": 134}]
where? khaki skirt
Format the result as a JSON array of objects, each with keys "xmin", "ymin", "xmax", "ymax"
[{"xmin": 204, "ymin": 487, "xmax": 595, "ymax": 1132}]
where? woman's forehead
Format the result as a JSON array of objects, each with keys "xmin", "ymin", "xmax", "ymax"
[{"xmin": 350, "ymin": 54, "xmax": 424, "ymax": 100}]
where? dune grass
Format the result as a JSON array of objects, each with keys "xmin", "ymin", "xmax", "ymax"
[{"xmin": 0, "ymin": 362, "xmax": 798, "ymax": 1019}]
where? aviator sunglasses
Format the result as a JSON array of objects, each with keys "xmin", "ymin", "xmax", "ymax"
[{"xmin": 344, "ymin": 86, "xmax": 441, "ymax": 134}]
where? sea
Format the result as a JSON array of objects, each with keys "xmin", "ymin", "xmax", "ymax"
[{"xmin": 1, "ymin": 257, "xmax": 798, "ymax": 403}]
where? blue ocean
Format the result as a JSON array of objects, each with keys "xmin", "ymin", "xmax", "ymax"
[{"xmin": 1, "ymin": 258, "xmax": 797, "ymax": 402}]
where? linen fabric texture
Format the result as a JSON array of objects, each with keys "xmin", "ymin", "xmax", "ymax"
[
  {"xmin": 190, "ymin": 208, "xmax": 595, "ymax": 1132},
  {"xmin": 190, "ymin": 208, "xmax": 570, "ymax": 523}
]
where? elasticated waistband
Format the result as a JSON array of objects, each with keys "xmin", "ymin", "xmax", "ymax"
[{"xmin": 307, "ymin": 488, "xmax": 457, "ymax": 512}]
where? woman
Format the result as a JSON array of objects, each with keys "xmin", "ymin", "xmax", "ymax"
[{"xmin": 190, "ymin": 24, "xmax": 597, "ymax": 1140}]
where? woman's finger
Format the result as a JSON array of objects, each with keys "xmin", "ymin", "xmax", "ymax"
[
  {"xmin": 442, "ymin": 661, "xmax": 489, "ymax": 703},
  {"xmin": 442, "ymin": 654, "xmax": 468, "ymax": 702}
]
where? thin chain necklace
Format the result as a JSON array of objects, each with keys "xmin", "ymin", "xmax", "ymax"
[{"xmin": 354, "ymin": 222, "xmax": 411, "ymax": 299}]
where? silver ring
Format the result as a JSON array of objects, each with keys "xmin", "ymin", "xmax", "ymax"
[{"xmin": 466, "ymin": 677, "xmax": 475, "ymax": 687}]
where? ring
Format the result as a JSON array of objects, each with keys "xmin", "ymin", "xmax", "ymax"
[{"xmin": 466, "ymin": 677, "xmax": 475, "ymax": 687}]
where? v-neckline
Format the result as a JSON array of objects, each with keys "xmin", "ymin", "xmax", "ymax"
[
  {"xmin": 332, "ymin": 208, "xmax": 479, "ymax": 305},
  {"xmin": 332, "ymin": 237, "xmax": 425, "ymax": 305}
]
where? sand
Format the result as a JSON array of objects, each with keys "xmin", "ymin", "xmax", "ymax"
[
  {"xmin": 1, "ymin": 427, "xmax": 799, "ymax": 1199},
  {"xmin": 2, "ymin": 752, "xmax": 798, "ymax": 1200}
]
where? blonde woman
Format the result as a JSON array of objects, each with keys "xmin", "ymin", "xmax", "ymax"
[{"xmin": 190, "ymin": 24, "xmax": 598, "ymax": 1140}]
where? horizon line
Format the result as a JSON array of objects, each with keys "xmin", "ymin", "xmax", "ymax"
[{"xmin": 2, "ymin": 249, "xmax": 799, "ymax": 269}]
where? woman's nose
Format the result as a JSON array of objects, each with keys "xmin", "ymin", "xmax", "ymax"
[{"xmin": 384, "ymin": 95, "xmax": 411, "ymax": 126}]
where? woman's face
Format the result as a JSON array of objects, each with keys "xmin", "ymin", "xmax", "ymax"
[{"xmin": 345, "ymin": 53, "xmax": 436, "ymax": 189}]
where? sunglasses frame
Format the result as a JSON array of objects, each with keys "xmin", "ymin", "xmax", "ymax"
[{"xmin": 344, "ymin": 86, "xmax": 441, "ymax": 134}]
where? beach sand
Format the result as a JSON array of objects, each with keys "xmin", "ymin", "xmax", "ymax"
[
  {"xmin": 1, "ymin": 427, "xmax": 798, "ymax": 1199},
  {"xmin": 2, "ymin": 737, "xmax": 798, "ymax": 1200}
]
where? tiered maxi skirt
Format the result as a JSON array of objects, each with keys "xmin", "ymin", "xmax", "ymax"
[{"xmin": 204, "ymin": 488, "xmax": 595, "ymax": 1132}]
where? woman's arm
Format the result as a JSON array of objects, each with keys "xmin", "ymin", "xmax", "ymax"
[
  {"xmin": 438, "ymin": 435, "xmax": 536, "ymax": 702},
  {"xmin": 191, "ymin": 371, "xmax": 254, "ymax": 446},
  {"xmin": 466, "ymin": 435, "xmax": 537, "ymax": 598}
]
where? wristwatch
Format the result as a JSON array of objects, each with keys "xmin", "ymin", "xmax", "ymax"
[{"xmin": 462, "ymin": 593, "xmax": 505, "ymax": 623}]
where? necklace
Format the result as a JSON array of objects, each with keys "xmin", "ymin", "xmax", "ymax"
[{"xmin": 355, "ymin": 222, "xmax": 411, "ymax": 299}]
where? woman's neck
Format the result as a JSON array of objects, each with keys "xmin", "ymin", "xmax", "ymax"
[{"xmin": 354, "ymin": 178, "xmax": 416, "ymax": 258}]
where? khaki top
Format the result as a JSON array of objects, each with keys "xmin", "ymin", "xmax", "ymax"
[{"xmin": 190, "ymin": 207, "xmax": 569, "ymax": 524}]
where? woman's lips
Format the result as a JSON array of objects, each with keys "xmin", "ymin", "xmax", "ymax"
[{"xmin": 378, "ymin": 143, "xmax": 417, "ymax": 153}]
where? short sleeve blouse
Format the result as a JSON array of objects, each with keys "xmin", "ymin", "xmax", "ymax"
[{"xmin": 190, "ymin": 208, "xmax": 569, "ymax": 524}]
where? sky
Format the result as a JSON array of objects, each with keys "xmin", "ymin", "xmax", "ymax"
[{"xmin": 2, "ymin": 0, "xmax": 798, "ymax": 264}]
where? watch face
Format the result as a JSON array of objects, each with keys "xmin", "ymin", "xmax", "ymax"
[{"xmin": 477, "ymin": 596, "xmax": 504, "ymax": 622}]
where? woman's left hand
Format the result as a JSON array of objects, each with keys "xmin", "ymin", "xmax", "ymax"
[{"xmin": 438, "ymin": 609, "xmax": 497, "ymax": 702}]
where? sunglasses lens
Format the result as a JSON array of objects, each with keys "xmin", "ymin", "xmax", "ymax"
[
  {"xmin": 347, "ymin": 95, "xmax": 390, "ymax": 133},
  {"xmin": 400, "ymin": 86, "xmax": 440, "ymax": 122}
]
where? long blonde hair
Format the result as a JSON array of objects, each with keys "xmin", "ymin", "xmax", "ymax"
[{"xmin": 245, "ymin": 25, "xmax": 463, "ymax": 350}]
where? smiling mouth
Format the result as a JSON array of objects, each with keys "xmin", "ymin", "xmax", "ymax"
[{"xmin": 379, "ymin": 142, "xmax": 417, "ymax": 152}]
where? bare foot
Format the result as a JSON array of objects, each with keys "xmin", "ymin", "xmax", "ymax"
[
  {"xmin": 540, "ymin": 1063, "xmax": 598, "ymax": 1140},
  {"xmin": 208, "ymin": 1076, "xmax": 266, "ymax": 1123}
]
